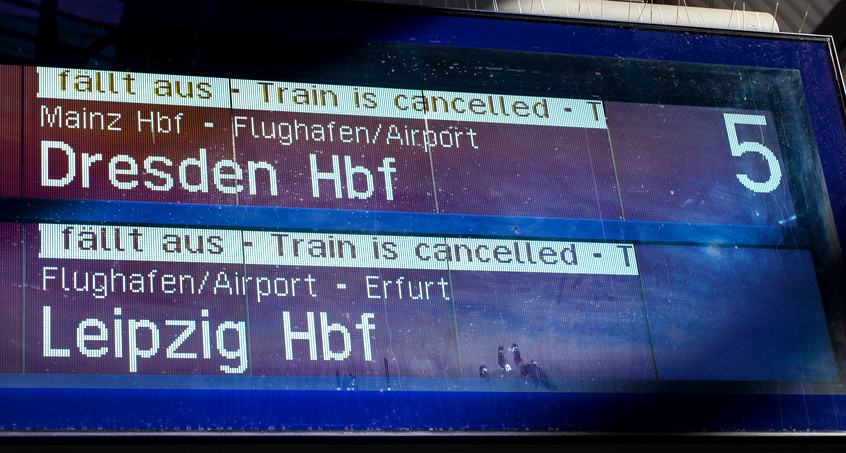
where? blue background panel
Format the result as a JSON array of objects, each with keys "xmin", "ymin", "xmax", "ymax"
[{"xmin": 638, "ymin": 245, "xmax": 837, "ymax": 381}]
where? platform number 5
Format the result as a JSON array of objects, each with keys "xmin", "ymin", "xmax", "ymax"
[{"xmin": 723, "ymin": 113, "xmax": 782, "ymax": 193}]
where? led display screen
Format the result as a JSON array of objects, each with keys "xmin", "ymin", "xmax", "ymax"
[{"xmin": 1, "ymin": 2, "xmax": 846, "ymax": 432}]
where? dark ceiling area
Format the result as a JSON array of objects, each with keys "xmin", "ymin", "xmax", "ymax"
[{"xmin": 0, "ymin": 1, "xmax": 843, "ymax": 73}]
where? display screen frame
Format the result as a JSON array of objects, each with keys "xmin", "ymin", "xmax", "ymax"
[{"xmin": 1, "ymin": 1, "xmax": 846, "ymax": 433}]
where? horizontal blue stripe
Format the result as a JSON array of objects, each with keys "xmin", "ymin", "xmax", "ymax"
[
  {"xmin": 1, "ymin": 386, "xmax": 845, "ymax": 431},
  {"xmin": 0, "ymin": 198, "xmax": 809, "ymax": 247}
]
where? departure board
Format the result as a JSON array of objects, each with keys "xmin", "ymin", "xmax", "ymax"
[{"xmin": 1, "ymin": 2, "xmax": 846, "ymax": 433}]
